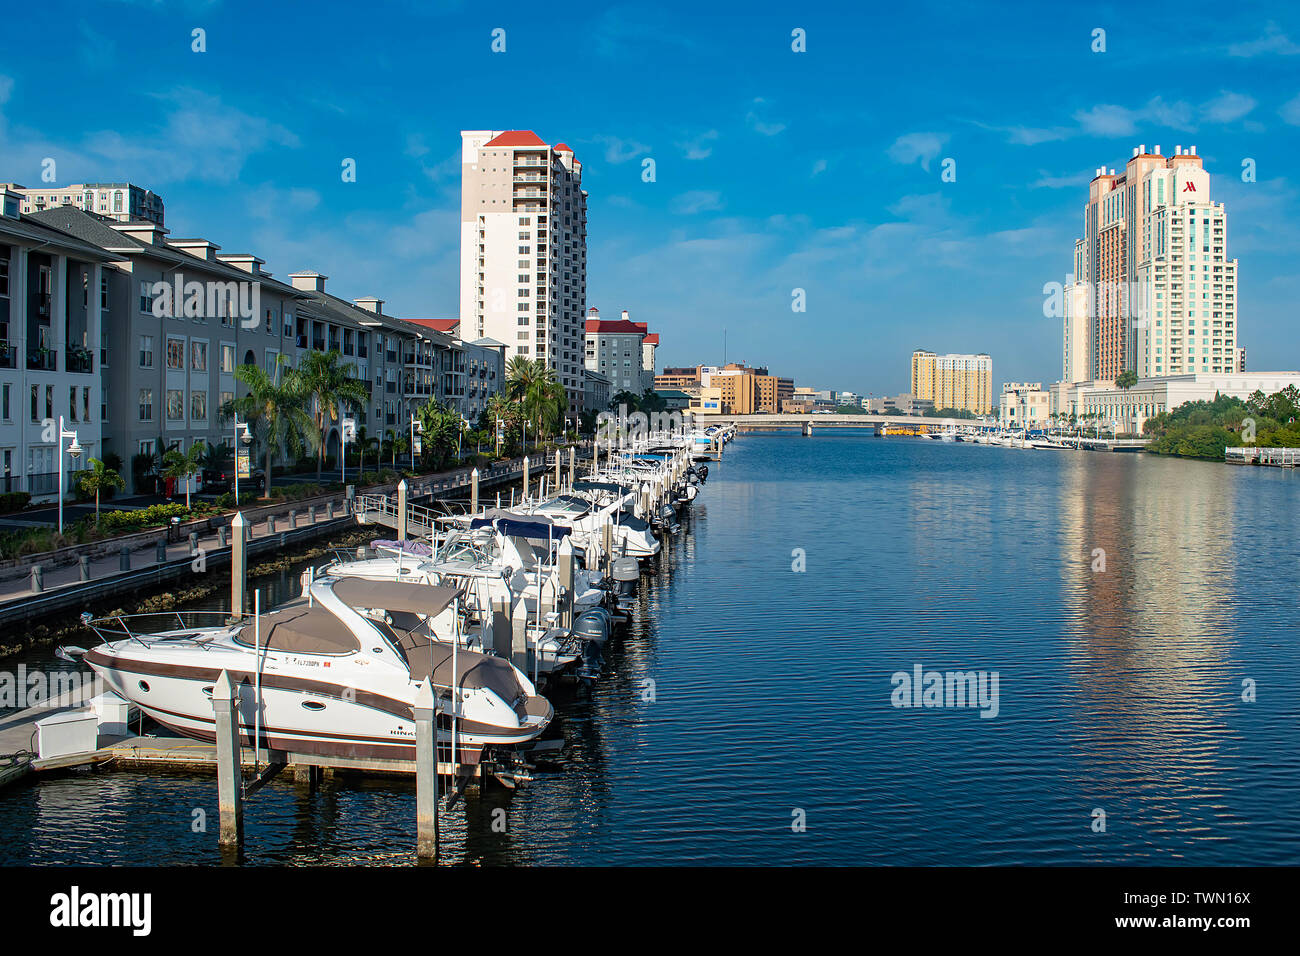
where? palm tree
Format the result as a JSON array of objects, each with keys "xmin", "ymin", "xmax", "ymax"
[
  {"xmin": 525, "ymin": 364, "xmax": 564, "ymax": 438},
  {"xmin": 354, "ymin": 424, "xmax": 378, "ymax": 477},
  {"xmin": 221, "ymin": 356, "xmax": 315, "ymax": 498},
  {"xmin": 162, "ymin": 441, "xmax": 207, "ymax": 507},
  {"xmin": 77, "ymin": 457, "xmax": 125, "ymax": 522},
  {"xmin": 297, "ymin": 349, "xmax": 370, "ymax": 480},
  {"xmin": 484, "ymin": 392, "xmax": 515, "ymax": 456}
]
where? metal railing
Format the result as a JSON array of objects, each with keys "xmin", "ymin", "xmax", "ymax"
[{"xmin": 1226, "ymin": 446, "xmax": 1300, "ymax": 466}]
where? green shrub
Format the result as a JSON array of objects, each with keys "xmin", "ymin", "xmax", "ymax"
[
  {"xmin": 0, "ymin": 491, "xmax": 31, "ymax": 514},
  {"xmin": 96, "ymin": 502, "xmax": 215, "ymax": 534}
]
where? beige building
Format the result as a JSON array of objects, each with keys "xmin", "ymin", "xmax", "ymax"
[
  {"xmin": 911, "ymin": 349, "xmax": 992, "ymax": 414},
  {"xmin": 459, "ymin": 130, "xmax": 587, "ymax": 414},
  {"xmin": 999, "ymin": 382, "xmax": 1050, "ymax": 429},
  {"xmin": 5, "ymin": 182, "xmax": 165, "ymax": 225},
  {"xmin": 1050, "ymin": 371, "xmax": 1300, "ymax": 435}
]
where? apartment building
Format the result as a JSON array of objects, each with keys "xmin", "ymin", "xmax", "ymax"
[
  {"xmin": 0, "ymin": 189, "xmax": 121, "ymax": 499},
  {"xmin": 911, "ymin": 350, "xmax": 993, "ymax": 414},
  {"xmin": 584, "ymin": 308, "xmax": 655, "ymax": 395},
  {"xmin": 9, "ymin": 200, "xmax": 495, "ymax": 497},
  {"xmin": 459, "ymin": 130, "xmax": 587, "ymax": 414},
  {"xmin": 402, "ymin": 318, "xmax": 505, "ymax": 423},
  {"xmin": 999, "ymin": 382, "xmax": 1050, "ymax": 429},
  {"xmin": 641, "ymin": 333, "xmax": 658, "ymax": 390},
  {"xmin": 1067, "ymin": 145, "xmax": 1238, "ymax": 381},
  {"xmin": 5, "ymin": 182, "xmax": 165, "ymax": 225}
]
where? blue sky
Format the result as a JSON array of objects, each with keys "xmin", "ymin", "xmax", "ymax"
[{"xmin": 3, "ymin": 0, "xmax": 1299, "ymax": 396}]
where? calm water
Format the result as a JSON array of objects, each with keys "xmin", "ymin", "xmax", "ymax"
[{"xmin": 3, "ymin": 432, "xmax": 1299, "ymax": 865}]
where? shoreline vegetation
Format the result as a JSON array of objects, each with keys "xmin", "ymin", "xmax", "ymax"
[{"xmin": 1143, "ymin": 386, "xmax": 1300, "ymax": 461}]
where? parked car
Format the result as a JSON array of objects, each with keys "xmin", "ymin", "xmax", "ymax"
[{"xmin": 201, "ymin": 463, "xmax": 265, "ymax": 493}]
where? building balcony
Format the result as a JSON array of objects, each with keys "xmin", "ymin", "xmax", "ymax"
[
  {"xmin": 27, "ymin": 348, "xmax": 57, "ymax": 371},
  {"xmin": 66, "ymin": 346, "xmax": 94, "ymax": 374}
]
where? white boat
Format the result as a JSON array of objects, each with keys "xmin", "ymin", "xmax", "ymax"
[{"xmin": 79, "ymin": 577, "xmax": 553, "ymax": 761}]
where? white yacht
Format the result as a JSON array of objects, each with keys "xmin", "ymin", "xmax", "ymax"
[{"xmin": 78, "ymin": 577, "xmax": 553, "ymax": 761}]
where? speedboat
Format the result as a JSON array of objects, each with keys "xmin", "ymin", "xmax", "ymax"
[{"xmin": 77, "ymin": 576, "xmax": 553, "ymax": 761}]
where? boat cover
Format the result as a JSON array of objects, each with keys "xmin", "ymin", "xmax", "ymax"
[
  {"xmin": 331, "ymin": 578, "xmax": 461, "ymax": 616},
  {"xmin": 235, "ymin": 606, "xmax": 360, "ymax": 655}
]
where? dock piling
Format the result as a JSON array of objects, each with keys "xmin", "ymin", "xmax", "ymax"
[
  {"xmin": 568, "ymin": 446, "xmax": 575, "ymax": 490},
  {"xmin": 188, "ymin": 532, "xmax": 198, "ymax": 556},
  {"xmin": 557, "ymin": 537, "xmax": 575, "ymax": 627},
  {"xmin": 119, "ymin": 546, "xmax": 130, "ymax": 572},
  {"xmin": 470, "ymin": 468, "xmax": 479, "ymax": 515},
  {"xmin": 231, "ymin": 512, "xmax": 247, "ymax": 621},
  {"xmin": 30, "ymin": 565, "xmax": 43, "ymax": 593},
  {"xmin": 510, "ymin": 597, "xmax": 530, "ymax": 674},
  {"xmin": 397, "ymin": 479, "xmax": 408, "ymax": 542},
  {"xmin": 211, "ymin": 669, "xmax": 244, "ymax": 848},
  {"xmin": 414, "ymin": 677, "xmax": 439, "ymax": 862},
  {"xmin": 217, "ymin": 526, "xmax": 227, "ymax": 548},
  {"xmin": 155, "ymin": 540, "xmax": 166, "ymax": 564},
  {"xmin": 78, "ymin": 556, "xmax": 90, "ymax": 582},
  {"xmin": 522, "ymin": 456, "xmax": 530, "ymax": 501}
]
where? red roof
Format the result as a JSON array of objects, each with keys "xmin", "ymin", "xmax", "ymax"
[
  {"xmin": 483, "ymin": 131, "xmax": 547, "ymax": 148},
  {"xmin": 554, "ymin": 143, "xmax": 573, "ymax": 153},
  {"xmin": 644, "ymin": 334, "xmax": 659, "ymax": 345},
  {"xmin": 586, "ymin": 319, "xmax": 648, "ymax": 335},
  {"xmin": 405, "ymin": 318, "xmax": 459, "ymax": 332}
]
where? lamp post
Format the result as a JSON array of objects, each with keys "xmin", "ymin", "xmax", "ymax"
[
  {"xmin": 233, "ymin": 413, "xmax": 252, "ymax": 502},
  {"xmin": 57, "ymin": 416, "xmax": 82, "ymax": 536}
]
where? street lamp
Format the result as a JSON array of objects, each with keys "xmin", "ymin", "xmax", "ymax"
[
  {"xmin": 57, "ymin": 416, "xmax": 82, "ymax": 536},
  {"xmin": 233, "ymin": 413, "xmax": 252, "ymax": 501}
]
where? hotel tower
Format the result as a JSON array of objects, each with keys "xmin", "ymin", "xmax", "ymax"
[
  {"xmin": 459, "ymin": 130, "xmax": 588, "ymax": 413},
  {"xmin": 1064, "ymin": 144, "xmax": 1238, "ymax": 383}
]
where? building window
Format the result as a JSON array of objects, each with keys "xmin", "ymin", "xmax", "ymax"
[
  {"xmin": 166, "ymin": 389, "xmax": 184, "ymax": 421},
  {"xmin": 166, "ymin": 338, "xmax": 185, "ymax": 369},
  {"xmin": 101, "ymin": 387, "xmax": 109, "ymax": 422},
  {"xmin": 191, "ymin": 391, "xmax": 207, "ymax": 422},
  {"xmin": 139, "ymin": 389, "xmax": 153, "ymax": 421},
  {"xmin": 191, "ymin": 341, "xmax": 207, "ymax": 371},
  {"xmin": 139, "ymin": 335, "xmax": 154, "ymax": 368},
  {"xmin": 139, "ymin": 280, "xmax": 154, "ymax": 314}
]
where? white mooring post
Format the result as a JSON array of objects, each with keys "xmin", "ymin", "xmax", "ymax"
[
  {"xmin": 230, "ymin": 513, "xmax": 246, "ymax": 622},
  {"xmin": 522, "ymin": 456, "xmax": 530, "ymax": 502},
  {"xmin": 470, "ymin": 468, "xmax": 479, "ymax": 515},
  {"xmin": 414, "ymin": 677, "xmax": 439, "ymax": 862},
  {"xmin": 397, "ymin": 479, "xmax": 409, "ymax": 542},
  {"xmin": 510, "ymin": 597, "xmax": 530, "ymax": 674},
  {"xmin": 568, "ymin": 446, "xmax": 575, "ymax": 490},
  {"xmin": 554, "ymin": 451, "xmax": 560, "ymax": 491},
  {"xmin": 557, "ymin": 536, "xmax": 575, "ymax": 628},
  {"xmin": 212, "ymin": 669, "xmax": 243, "ymax": 848}
]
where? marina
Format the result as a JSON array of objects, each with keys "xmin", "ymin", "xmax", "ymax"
[
  {"xmin": 0, "ymin": 426, "xmax": 735, "ymax": 860},
  {"xmin": 2, "ymin": 428, "xmax": 1296, "ymax": 866}
]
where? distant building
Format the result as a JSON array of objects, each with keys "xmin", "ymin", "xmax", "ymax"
[
  {"xmin": 911, "ymin": 350, "xmax": 992, "ymax": 414},
  {"xmin": 655, "ymin": 366, "xmax": 701, "ymax": 394},
  {"xmin": 1000, "ymin": 382, "xmax": 1050, "ymax": 429},
  {"xmin": 655, "ymin": 389, "xmax": 691, "ymax": 411},
  {"xmin": 4, "ymin": 182, "xmax": 165, "ymax": 225},
  {"xmin": 583, "ymin": 367, "xmax": 611, "ymax": 413},
  {"xmin": 865, "ymin": 393, "xmax": 934, "ymax": 416},
  {"xmin": 584, "ymin": 308, "xmax": 657, "ymax": 395},
  {"xmin": 1050, "ymin": 372, "xmax": 1300, "ymax": 434},
  {"xmin": 689, "ymin": 385, "xmax": 723, "ymax": 415}
]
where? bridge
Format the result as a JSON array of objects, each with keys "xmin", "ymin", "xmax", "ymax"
[{"xmin": 706, "ymin": 413, "xmax": 973, "ymax": 431}]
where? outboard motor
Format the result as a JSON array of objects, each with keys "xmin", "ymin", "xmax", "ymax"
[
  {"xmin": 610, "ymin": 555, "xmax": 640, "ymax": 606},
  {"xmin": 572, "ymin": 606, "xmax": 613, "ymax": 644}
]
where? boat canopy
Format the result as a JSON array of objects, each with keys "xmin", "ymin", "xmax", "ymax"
[
  {"xmin": 331, "ymin": 578, "xmax": 462, "ymax": 617},
  {"xmin": 572, "ymin": 480, "xmax": 633, "ymax": 495},
  {"xmin": 469, "ymin": 516, "xmax": 571, "ymax": 540},
  {"xmin": 235, "ymin": 606, "xmax": 360, "ymax": 655}
]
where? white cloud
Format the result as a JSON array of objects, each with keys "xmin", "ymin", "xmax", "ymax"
[
  {"xmin": 590, "ymin": 134, "xmax": 651, "ymax": 164},
  {"xmin": 669, "ymin": 190, "xmax": 723, "ymax": 215},
  {"xmin": 811, "ymin": 158, "xmax": 827, "ymax": 177},
  {"xmin": 1280, "ymin": 93, "xmax": 1300, "ymax": 126},
  {"xmin": 676, "ymin": 129, "xmax": 718, "ymax": 160},
  {"xmin": 1030, "ymin": 170, "xmax": 1091, "ymax": 189},
  {"xmin": 1201, "ymin": 91, "xmax": 1257, "ymax": 124},
  {"xmin": 745, "ymin": 98, "xmax": 786, "ymax": 136},
  {"xmin": 1228, "ymin": 22, "xmax": 1300, "ymax": 57},
  {"xmin": 887, "ymin": 132, "xmax": 948, "ymax": 172}
]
